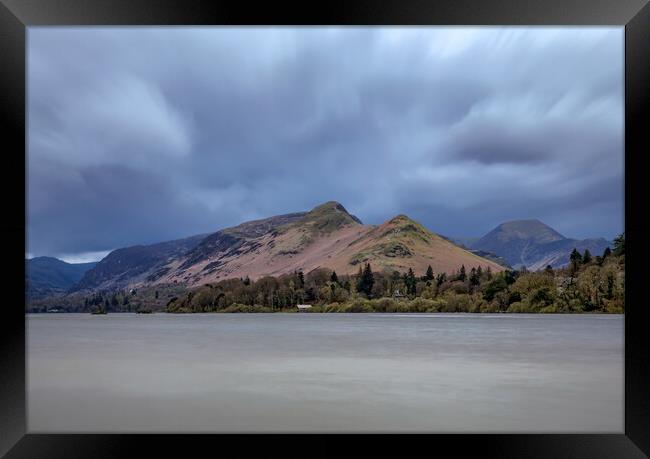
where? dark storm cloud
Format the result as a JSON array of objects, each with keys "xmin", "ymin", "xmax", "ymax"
[{"xmin": 27, "ymin": 27, "xmax": 623, "ymax": 260}]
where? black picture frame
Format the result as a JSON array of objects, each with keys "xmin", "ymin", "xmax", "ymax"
[{"xmin": 1, "ymin": 0, "xmax": 648, "ymax": 457}]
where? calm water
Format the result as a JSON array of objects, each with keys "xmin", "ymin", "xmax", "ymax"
[{"xmin": 27, "ymin": 313, "xmax": 623, "ymax": 433}]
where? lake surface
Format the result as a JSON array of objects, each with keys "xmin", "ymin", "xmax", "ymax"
[{"xmin": 27, "ymin": 313, "xmax": 623, "ymax": 433}]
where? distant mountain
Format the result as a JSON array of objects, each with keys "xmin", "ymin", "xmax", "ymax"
[
  {"xmin": 69, "ymin": 201, "xmax": 504, "ymax": 292},
  {"xmin": 471, "ymin": 219, "xmax": 611, "ymax": 271},
  {"xmin": 26, "ymin": 257, "xmax": 97, "ymax": 299}
]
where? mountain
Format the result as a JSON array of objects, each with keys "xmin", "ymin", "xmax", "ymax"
[
  {"xmin": 72, "ymin": 233, "xmax": 209, "ymax": 292},
  {"xmin": 71, "ymin": 201, "xmax": 504, "ymax": 292},
  {"xmin": 509, "ymin": 237, "xmax": 613, "ymax": 272},
  {"xmin": 150, "ymin": 202, "xmax": 504, "ymax": 287},
  {"xmin": 472, "ymin": 219, "xmax": 610, "ymax": 270},
  {"xmin": 26, "ymin": 257, "xmax": 98, "ymax": 299}
]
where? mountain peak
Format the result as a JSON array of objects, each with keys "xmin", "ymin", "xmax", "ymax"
[
  {"xmin": 499, "ymin": 218, "xmax": 545, "ymax": 227},
  {"xmin": 492, "ymin": 219, "xmax": 566, "ymax": 242},
  {"xmin": 310, "ymin": 201, "xmax": 349, "ymax": 214},
  {"xmin": 388, "ymin": 214, "xmax": 411, "ymax": 224},
  {"xmin": 301, "ymin": 201, "xmax": 363, "ymax": 228},
  {"xmin": 381, "ymin": 214, "xmax": 436, "ymax": 241},
  {"xmin": 470, "ymin": 218, "xmax": 609, "ymax": 270}
]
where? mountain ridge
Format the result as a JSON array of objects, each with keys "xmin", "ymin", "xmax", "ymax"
[
  {"xmin": 69, "ymin": 201, "xmax": 504, "ymax": 292},
  {"xmin": 26, "ymin": 257, "xmax": 98, "ymax": 299},
  {"xmin": 471, "ymin": 219, "xmax": 611, "ymax": 270}
]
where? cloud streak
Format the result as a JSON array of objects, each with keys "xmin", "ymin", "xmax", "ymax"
[{"xmin": 27, "ymin": 27, "xmax": 624, "ymax": 259}]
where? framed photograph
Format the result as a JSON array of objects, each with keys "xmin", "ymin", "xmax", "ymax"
[{"xmin": 2, "ymin": 0, "xmax": 649, "ymax": 457}]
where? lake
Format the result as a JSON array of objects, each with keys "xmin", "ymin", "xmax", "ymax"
[{"xmin": 27, "ymin": 313, "xmax": 623, "ymax": 432}]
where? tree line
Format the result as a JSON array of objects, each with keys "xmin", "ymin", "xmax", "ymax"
[
  {"xmin": 165, "ymin": 234, "xmax": 624, "ymax": 314},
  {"xmin": 27, "ymin": 234, "xmax": 624, "ymax": 314}
]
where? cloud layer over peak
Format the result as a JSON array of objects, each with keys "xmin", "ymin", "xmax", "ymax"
[{"xmin": 27, "ymin": 27, "xmax": 623, "ymax": 259}]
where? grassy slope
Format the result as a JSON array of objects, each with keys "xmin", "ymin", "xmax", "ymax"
[
  {"xmin": 180, "ymin": 211, "xmax": 505, "ymax": 282},
  {"xmin": 341, "ymin": 215, "xmax": 505, "ymax": 275}
]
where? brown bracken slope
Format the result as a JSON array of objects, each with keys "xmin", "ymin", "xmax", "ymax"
[{"xmin": 150, "ymin": 201, "xmax": 505, "ymax": 287}]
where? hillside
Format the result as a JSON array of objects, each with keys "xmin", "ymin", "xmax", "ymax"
[
  {"xmin": 340, "ymin": 215, "xmax": 504, "ymax": 275},
  {"xmin": 64, "ymin": 202, "xmax": 505, "ymax": 293},
  {"xmin": 442, "ymin": 235, "xmax": 510, "ymax": 268},
  {"xmin": 72, "ymin": 233, "xmax": 208, "ymax": 291},
  {"xmin": 472, "ymin": 219, "xmax": 610, "ymax": 270},
  {"xmin": 151, "ymin": 202, "xmax": 504, "ymax": 287},
  {"xmin": 521, "ymin": 238, "xmax": 613, "ymax": 271},
  {"xmin": 26, "ymin": 257, "xmax": 97, "ymax": 299}
]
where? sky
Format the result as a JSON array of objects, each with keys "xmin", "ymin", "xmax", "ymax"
[{"xmin": 27, "ymin": 27, "xmax": 624, "ymax": 263}]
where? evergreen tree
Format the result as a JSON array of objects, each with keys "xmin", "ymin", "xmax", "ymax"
[
  {"xmin": 544, "ymin": 265, "xmax": 554, "ymax": 274},
  {"xmin": 613, "ymin": 233, "xmax": 625, "ymax": 256},
  {"xmin": 504, "ymin": 270, "xmax": 517, "ymax": 285},
  {"xmin": 330, "ymin": 271, "xmax": 339, "ymax": 284},
  {"xmin": 569, "ymin": 248, "xmax": 582, "ymax": 271},
  {"xmin": 425, "ymin": 265, "xmax": 434, "ymax": 281},
  {"xmin": 243, "ymin": 276, "xmax": 251, "ymax": 286},
  {"xmin": 469, "ymin": 267, "xmax": 480, "ymax": 286},
  {"xmin": 298, "ymin": 270, "xmax": 305, "ymax": 288},
  {"xmin": 356, "ymin": 266, "xmax": 364, "ymax": 293},
  {"xmin": 458, "ymin": 265, "xmax": 467, "ymax": 282},
  {"xmin": 357, "ymin": 263, "xmax": 375, "ymax": 297},
  {"xmin": 602, "ymin": 247, "xmax": 612, "ymax": 259},
  {"xmin": 582, "ymin": 249, "xmax": 592, "ymax": 264},
  {"xmin": 606, "ymin": 272, "xmax": 615, "ymax": 300},
  {"xmin": 404, "ymin": 268, "xmax": 417, "ymax": 295}
]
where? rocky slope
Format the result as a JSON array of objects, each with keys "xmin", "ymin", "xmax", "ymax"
[
  {"xmin": 472, "ymin": 219, "xmax": 610, "ymax": 270},
  {"xmin": 71, "ymin": 201, "xmax": 504, "ymax": 291},
  {"xmin": 150, "ymin": 202, "xmax": 504, "ymax": 287},
  {"xmin": 72, "ymin": 233, "xmax": 208, "ymax": 291}
]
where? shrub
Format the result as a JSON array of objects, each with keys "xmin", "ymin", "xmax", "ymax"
[
  {"xmin": 440, "ymin": 293, "xmax": 472, "ymax": 312},
  {"xmin": 323, "ymin": 302, "xmax": 342, "ymax": 313},
  {"xmin": 425, "ymin": 299, "xmax": 446, "ymax": 312},
  {"xmin": 372, "ymin": 298, "xmax": 397, "ymax": 312},
  {"xmin": 221, "ymin": 303, "xmax": 273, "ymax": 313},
  {"xmin": 480, "ymin": 301, "xmax": 500, "ymax": 313},
  {"xmin": 346, "ymin": 299, "xmax": 374, "ymax": 313},
  {"xmin": 539, "ymin": 304, "xmax": 560, "ymax": 313},
  {"xmin": 507, "ymin": 302, "xmax": 529, "ymax": 313}
]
